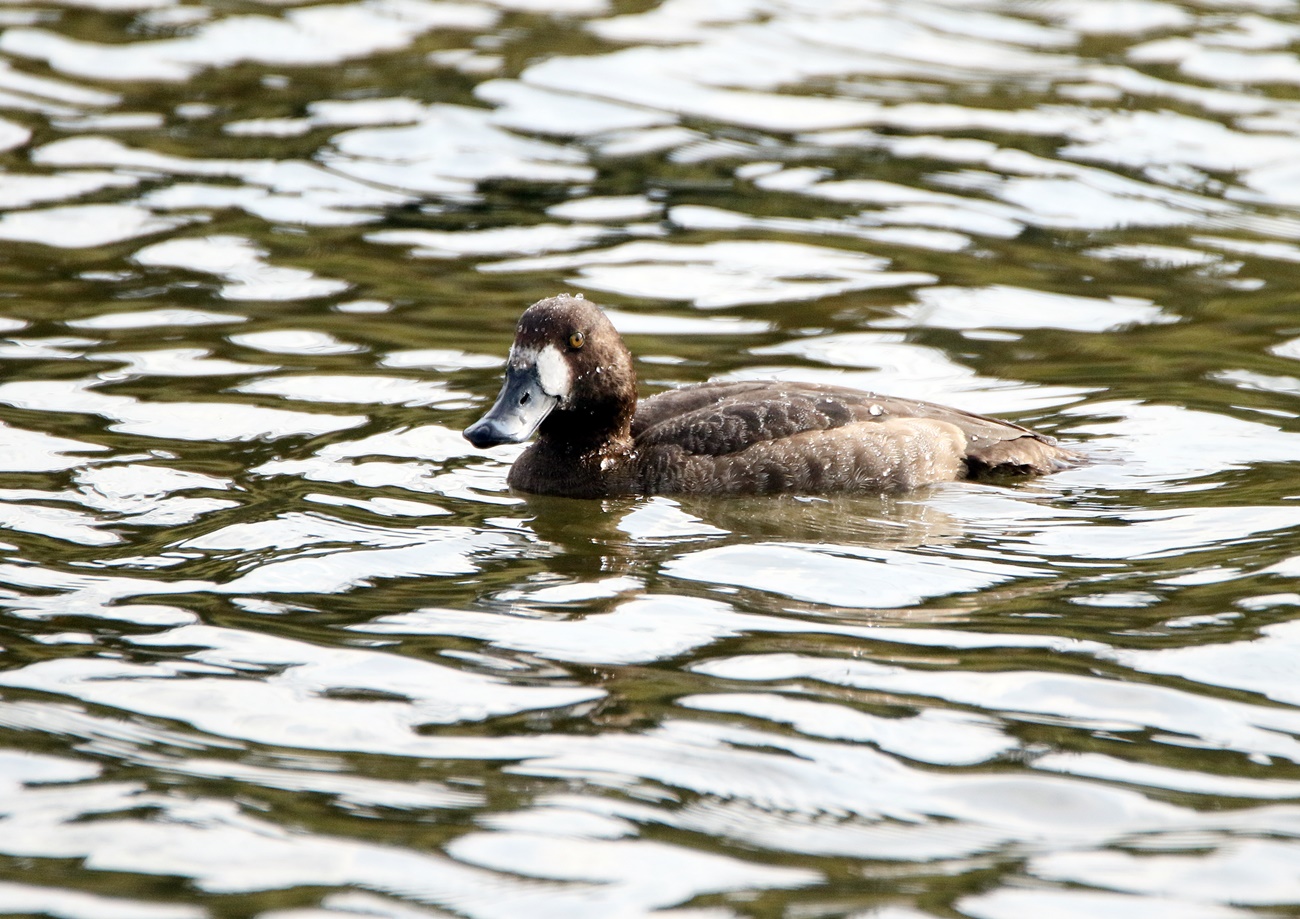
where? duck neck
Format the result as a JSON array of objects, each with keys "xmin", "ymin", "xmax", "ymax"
[{"xmin": 537, "ymin": 397, "xmax": 635, "ymax": 460}]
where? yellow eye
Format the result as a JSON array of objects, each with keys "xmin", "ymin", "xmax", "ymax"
[{"xmin": 568, "ymin": 330, "xmax": 585, "ymax": 349}]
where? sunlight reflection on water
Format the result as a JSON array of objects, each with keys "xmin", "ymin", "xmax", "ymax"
[{"xmin": 0, "ymin": 0, "xmax": 1297, "ymax": 916}]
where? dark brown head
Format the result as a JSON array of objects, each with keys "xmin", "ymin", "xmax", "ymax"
[{"xmin": 464, "ymin": 295, "xmax": 637, "ymax": 450}]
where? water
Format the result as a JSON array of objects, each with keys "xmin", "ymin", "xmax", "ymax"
[{"xmin": 0, "ymin": 0, "xmax": 1299, "ymax": 916}]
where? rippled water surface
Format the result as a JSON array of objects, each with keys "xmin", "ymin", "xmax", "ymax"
[{"xmin": 1, "ymin": 0, "xmax": 1300, "ymax": 916}]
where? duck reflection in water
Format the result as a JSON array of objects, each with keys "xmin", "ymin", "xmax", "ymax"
[{"xmin": 465, "ymin": 295, "xmax": 1080, "ymax": 499}]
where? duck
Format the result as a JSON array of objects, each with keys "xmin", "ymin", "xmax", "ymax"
[{"xmin": 464, "ymin": 294, "xmax": 1079, "ymax": 498}]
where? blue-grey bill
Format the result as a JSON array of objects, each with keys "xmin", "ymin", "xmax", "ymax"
[{"xmin": 464, "ymin": 365, "xmax": 561, "ymax": 448}]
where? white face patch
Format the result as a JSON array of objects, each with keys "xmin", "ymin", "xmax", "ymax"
[{"xmin": 511, "ymin": 343, "xmax": 572, "ymax": 402}]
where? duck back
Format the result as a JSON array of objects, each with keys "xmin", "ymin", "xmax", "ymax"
[{"xmin": 628, "ymin": 381, "xmax": 1075, "ymax": 495}]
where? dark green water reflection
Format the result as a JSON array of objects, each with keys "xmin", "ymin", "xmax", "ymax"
[{"xmin": 0, "ymin": 2, "xmax": 1298, "ymax": 918}]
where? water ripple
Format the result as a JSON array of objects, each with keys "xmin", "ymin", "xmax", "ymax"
[{"xmin": 0, "ymin": 0, "xmax": 1298, "ymax": 915}]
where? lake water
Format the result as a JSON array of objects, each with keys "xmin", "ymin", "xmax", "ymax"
[{"xmin": 1, "ymin": 1, "xmax": 1299, "ymax": 917}]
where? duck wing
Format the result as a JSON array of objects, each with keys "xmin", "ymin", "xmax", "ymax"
[
  {"xmin": 633, "ymin": 380, "xmax": 1074, "ymax": 476},
  {"xmin": 633, "ymin": 381, "xmax": 866, "ymax": 455}
]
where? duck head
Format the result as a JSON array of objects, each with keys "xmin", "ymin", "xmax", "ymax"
[{"xmin": 464, "ymin": 295, "xmax": 636, "ymax": 450}]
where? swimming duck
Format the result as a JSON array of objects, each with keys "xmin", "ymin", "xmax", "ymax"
[{"xmin": 464, "ymin": 295, "xmax": 1078, "ymax": 498}]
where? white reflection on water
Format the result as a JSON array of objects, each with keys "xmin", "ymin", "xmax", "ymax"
[
  {"xmin": 1032, "ymin": 840, "xmax": 1300, "ymax": 906},
  {"xmin": 0, "ymin": 379, "xmax": 367, "ymax": 441},
  {"xmin": 67, "ymin": 307, "xmax": 244, "ymax": 329},
  {"xmin": 0, "ymin": 420, "xmax": 106, "ymax": 472},
  {"xmin": 1084, "ymin": 242, "xmax": 1223, "ymax": 268},
  {"xmin": 501, "ymin": 717, "xmax": 1242, "ymax": 855},
  {"xmin": 602, "ymin": 308, "xmax": 770, "ymax": 337},
  {"xmin": 670, "ymin": 202, "xmax": 974, "ymax": 253},
  {"xmin": 0, "ymin": 883, "xmax": 203, "ymax": 919},
  {"xmin": 679, "ymin": 693, "xmax": 1013, "ymax": 766},
  {"xmin": 887, "ymin": 285, "xmax": 1171, "ymax": 332},
  {"xmin": 162, "ymin": 756, "xmax": 482, "ymax": 811},
  {"xmin": 547, "ymin": 195, "xmax": 661, "ymax": 222},
  {"xmin": 447, "ymin": 828, "xmax": 817, "ymax": 914},
  {"xmin": 0, "ymin": 749, "xmax": 99, "ymax": 787},
  {"xmin": 252, "ymin": 424, "xmax": 494, "ymax": 494},
  {"xmin": 212, "ymin": 525, "xmax": 517, "ymax": 595},
  {"xmin": 381, "ymin": 349, "xmax": 501, "ymax": 371},
  {"xmin": 0, "ymin": 788, "xmax": 572, "ymax": 912},
  {"xmin": 355, "ymin": 595, "xmax": 1104, "ymax": 667},
  {"xmin": 0, "ymin": 203, "xmax": 187, "ymax": 248},
  {"xmin": 664, "ymin": 542, "xmax": 1036, "ymax": 607},
  {"xmin": 1, "ymin": 0, "xmax": 499, "ymax": 81},
  {"xmin": 486, "ymin": 239, "xmax": 936, "ymax": 307},
  {"xmin": 136, "ymin": 236, "xmax": 351, "ymax": 301},
  {"xmin": 39, "ymin": 136, "xmax": 415, "ymax": 226},
  {"xmin": 960, "ymin": 887, "xmax": 1257, "ymax": 919},
  {"xmin": 97, "ymin": 347, "xmax": 275, "ymax": 379},
  {"xmin": 1035, "ymin": 750, "xmax": 1300, "ymax": 799},
  {"xmin": 0, "ymin": 624, "xmax": 602, "ymax": 745},
  {"xmin": 1113, "ymin": 617, "xmax": 1300, "ymax": 706},
  {"xmin": 538, "ymin": 9, "xmax": 1076, "ymax": 132},
  {"xmin": 0, "ymin": 117, "xmax": 29, "ymax": 151},
  {"xmin": 746, "ymin": 332, "xmax": 1091, "ymax": 413},
  {"xmin": 0, "ymin": 0, "xmax": 1300, "ymax": 916},
  {"xmin": 1022, "ymin": 505, "xmax": 1300, "ymax": 561},
  {"xmin": 477, "ymin": 78, "xmax": 678, "ymax": 137},
  {"xmin": 236, "ymin": 373, "xmax": 469, "ymax": 407},
  {"xmin": 695, "ymin": 653, "xmax": 1300, "ymax": 764},
  {"xmin": 1063, "ymin": 399, "xmax": 1300, "ymax": 485},
  {"xmin": 228, "ymin": 330, "xmax": 364, "ymax": 355},
  {"xmin": 328, "ymin": 103, "xmax": 595, "ymax": 194},
  {"xmin": 74, "ymin": 463, "xmax": 237, "ymax": 526},
  {"xmin": 0, "ymin": 170, "xmax": 136, "ymax": 209},
  {"xmin": 0, "ymin": 492, "xmax": 122, "ymax": 546},
  {"xmin": 369, "ymin": 223, "xmax": 614, "ymax": 260},
  {"xmin": 0, "ymin": 778, "xmax": 813, "ymax": 917}
]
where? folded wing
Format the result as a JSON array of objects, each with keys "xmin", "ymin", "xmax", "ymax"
[{"xmin": 634, "ymin": 381, "xmax": 1074, "ymax": 478}]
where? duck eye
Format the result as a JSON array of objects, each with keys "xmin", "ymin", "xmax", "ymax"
[{"xmin": 568, "ymin": 330, "xmax": 585, "ymax": 349}]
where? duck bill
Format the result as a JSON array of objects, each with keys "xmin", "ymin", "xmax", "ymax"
[{"xmin": 464, "ymin": 365, "xmax": 561, "ymax": 448}]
